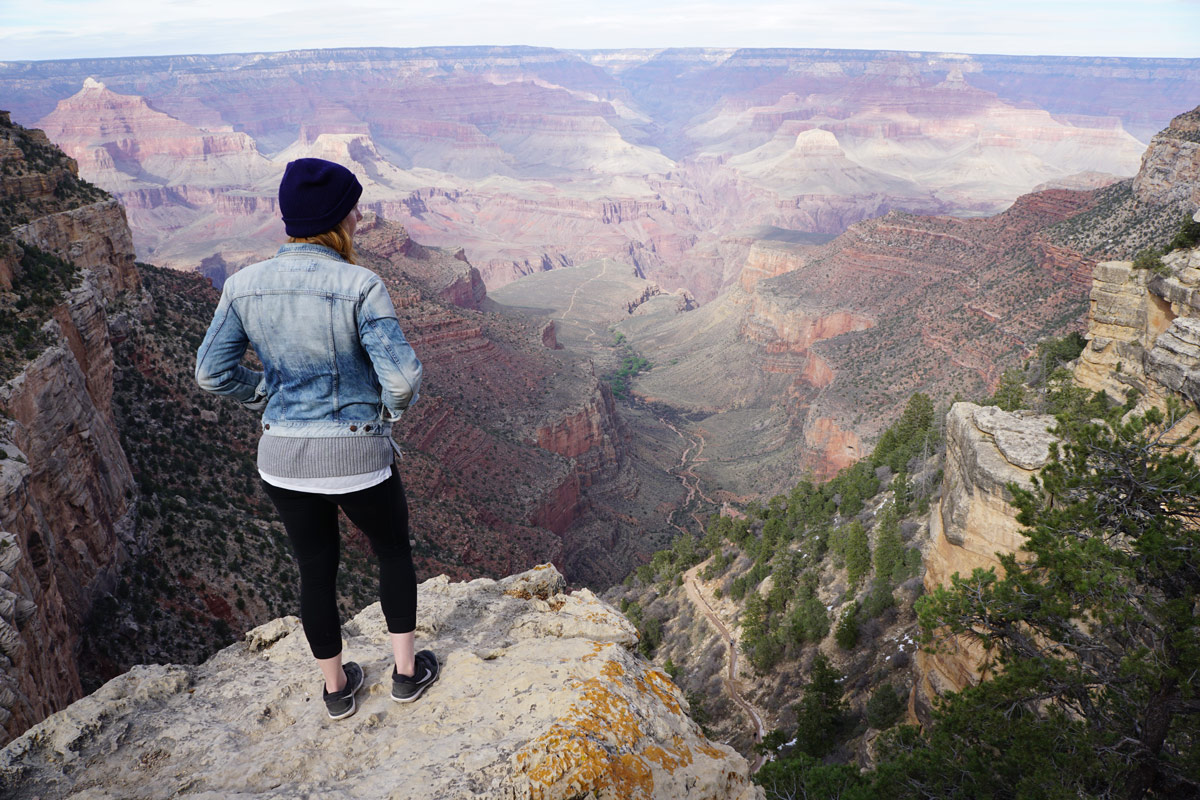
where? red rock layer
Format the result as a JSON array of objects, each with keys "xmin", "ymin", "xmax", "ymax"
[
  {"xmin": 354, "ymin": 219, "xmax": 635, "ymax": 584},
  {"xmin": 0, "ymin": 200, "xmax": 140, "ymax": 745},
  {"xmin": 719, "ymin": 185, "xmax": 1101, "ymax": 480}
]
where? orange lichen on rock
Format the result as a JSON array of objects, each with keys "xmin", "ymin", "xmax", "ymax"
[
  {"xmin": 638, "ymin": 669, "xmax": 684, "ymax": 716},
  {"xmin": 512, "ymin": 650, "xmax": 733, "ymax": 800},
  {"xmin": 581, "ymin": 641, "xmax": 612, "ymax": 662}
]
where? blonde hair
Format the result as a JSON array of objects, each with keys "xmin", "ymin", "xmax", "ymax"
[{"xmin": 287, "ymin": 220, "xmax": 356, "ymax": 264}]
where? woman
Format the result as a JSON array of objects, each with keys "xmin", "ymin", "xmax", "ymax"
[{"xmin": 195, "ymin": 157, "xmax": 438, "ymax": 720}]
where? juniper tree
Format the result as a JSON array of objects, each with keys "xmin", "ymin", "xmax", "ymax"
[{"xmin": 904, "ymin": 403, "xmax": 1200, "ymax": 799}]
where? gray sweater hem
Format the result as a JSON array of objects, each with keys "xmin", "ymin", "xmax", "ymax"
[{"xmin": 257, "ymin": 433, "xmax": 395, "ymax": 479}]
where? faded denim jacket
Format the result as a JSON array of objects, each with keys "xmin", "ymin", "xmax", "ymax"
[{"xmin": 194, "ymin": 243, "xmax": 422, "ymax": 448}]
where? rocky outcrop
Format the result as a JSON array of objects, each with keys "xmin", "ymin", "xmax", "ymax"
[
  {"xmin": 914, "ymin": 403, "xmax": 1057, "ymax": 722},
  {"xmin": 0, "ymin": 565, "xmax": 761, "ymax": 800},
  {"xmin": 1075, "ymin": 246, "xmax": 1200, "ymax": 417},
  {"xmin": 1132, "ymin": 107, "xmax": 1200, "ymax": 208},
  {"xmin": 356, "ymin": 214, "xmax": 487, "ymax": 310},
  {"xmin": 535, "ymin": 389, "xmax": 623, "ymax": 487}
]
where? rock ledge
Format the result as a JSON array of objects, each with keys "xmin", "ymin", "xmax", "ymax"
[{"xmin": 0, "ymin": 565, "xmax": 760, "ymax": 800}]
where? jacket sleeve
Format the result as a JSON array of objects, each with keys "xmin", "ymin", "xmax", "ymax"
[
  {"xmin": 194, "ymin": 285, "xmax": 267, "ymax": 411},
  {"xmin": 358, "ymin": 277, "xmax": 423, "ymax": 421}
]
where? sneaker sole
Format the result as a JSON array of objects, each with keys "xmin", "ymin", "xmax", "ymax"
[
  {"xmin": 327, "ymin": 696, "xmax": 357, "ymax": 720},
  {"xmin": 391, "ymin": 671, "xmax": 439, "ymax": 704},
  {"xmin": 326, "ymin": 668, "xmax": 365, "ymax": 720}
]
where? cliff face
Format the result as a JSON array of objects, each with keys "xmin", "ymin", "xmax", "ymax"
[
  {"xmin": 1132, "ymin": 107, "xmax": 1200, "ymax": 208},
  {"xmin": 1076, "ymin": 246, "xmax": 1200, "ymax": 419},
  {"xmin": 0, "ymin": 118, "xmax": 142, "ymax": 744},
  {"xmin": 0, "ymin": 565, "xmax": 761, "ymax": 800},
  {"xmin": 913, "ymin": 403, "xmax": 1057, "ymax": 721}
]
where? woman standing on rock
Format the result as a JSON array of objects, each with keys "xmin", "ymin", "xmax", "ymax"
[{"xmin": 195, "ymin": 158, "xmax": 439, "ymax": 720}]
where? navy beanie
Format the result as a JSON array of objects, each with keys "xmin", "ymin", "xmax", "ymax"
[{"xmin": 278, "ymin": 158, "xmax": 363, "ymax": 237}]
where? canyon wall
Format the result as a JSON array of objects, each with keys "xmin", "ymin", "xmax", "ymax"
[
  {"xmin": 0, "ymin": 192, "xmax": 141, "ymax": 742},
  {"xmin": 913, "ymin": 403, "xmax": 1056, "ymax": 721}
]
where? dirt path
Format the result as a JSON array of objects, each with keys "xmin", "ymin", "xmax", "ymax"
[
  {"xmin": 659, "ymin": 415, "xmax": 718, "ymax": 531},
  {"xmin": 685, "ymin": 570, "xmax": 768, "ymax": 770},
  {"xmin": 558, "ymin": 259, "xmax": 609, "ymax": 322},
  {"xmin": 684, "ymin": 565, "xmax": 768, "ymax": 772}
]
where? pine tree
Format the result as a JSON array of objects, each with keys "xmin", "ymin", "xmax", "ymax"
[{"xmin": 894, "ymin": 404, "xmax": 1200, "ymax": 799}]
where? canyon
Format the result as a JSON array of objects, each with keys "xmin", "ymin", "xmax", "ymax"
[
  {"xmin": 3, "ymin": 47, "xmax": 1191, "ymax": 301},
  {"xmin": 2, "ymin": 43, "xmax": 1200, "ymax": 785},
  {"xmin": 487, "ymin": 106, "xmax": 1200, "ymax": 498},
  {"xmin": 0, "ymin": 112, "xmax": 686, "ymax": 746}
]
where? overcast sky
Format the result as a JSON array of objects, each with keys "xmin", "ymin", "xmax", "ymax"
[{"xmin": 2, "ymin": 0, "xmax": 1198, "ymax": 62}]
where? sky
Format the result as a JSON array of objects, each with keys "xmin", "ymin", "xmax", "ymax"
[{"xmin": 1, "ymin": 0, "xmax": 1198, "ymax": 62}]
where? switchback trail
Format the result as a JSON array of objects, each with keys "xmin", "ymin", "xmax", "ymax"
[
  {"xmin": 558, "ymin": 260, "xmax": 609, "ymax": 344},
  {"xmin": 659, "ymin": 415, "xmax": 717, "ymax": 533},
  {"xmin": 684, "ymin": 565, "xmax": 768, "ymax": 772}
]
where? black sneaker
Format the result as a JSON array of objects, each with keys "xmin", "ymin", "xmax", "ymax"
[
  {"xmin": 323, "ymin": 661, "xmax": 364, "ymax": 720},
  {"xmin": 392, "ymin": 650, "xmax": 439, "ymax": 703}
]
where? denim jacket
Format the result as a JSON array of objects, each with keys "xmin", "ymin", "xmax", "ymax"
[{"xmin": 194, "ymin": 243, "xmax": 423, "ymax": 443}]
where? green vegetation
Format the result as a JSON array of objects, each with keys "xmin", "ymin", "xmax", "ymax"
[
  {"xmin": 608, "ymin": 351, "xmax": 651, "ymax": 399},
  {"xmin": 0, "ymin": 243, "xmax": 83, "ymax": 379},
  {"xmin": 1132, "ymin": 215, "xmax": 1200, "ymax": 277},
  {"xmin": 864, "ymin": 683, "xmax": 905, "ymax": 731},
  {"xmin": 606, "ymin": 327, "xmax": 652, "ymax": 399},
  {"xmin": 752, "ymin": 378, "xmax": 1200, "ymax": 797},
  {"xmin": 623, "ymin": 393, "xmax": 938, "ymax": 720},
  {"xmin": 1133, "ymin": 247, "xmax": 1169, "ymax": 275},
  {"xmin": 1169, "ymin": 215, "xmax": 1200, "ymax": 251}
]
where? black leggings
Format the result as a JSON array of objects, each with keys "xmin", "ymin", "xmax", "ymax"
[{"xmin": 261, "ymin": 467, "xmax": 416, "ymax": 660}]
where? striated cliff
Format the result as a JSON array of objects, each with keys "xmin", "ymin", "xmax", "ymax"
[
  {"xmin": 1076, "ymin": 245, "xmax": 1200, "ymax": 418},
  {"xmin": 913, "ymin": 403, "xmax": 1057, "ymax": 721},
  {"xmin": 0, "ymin": 565, "xmax": 761, "ymax": 800},
  {"xmin": 1132, "ymin": 107, "xmax": 1200, "ymax": 208},
  {"xmin": 0, "ymin": 117, "xmax": 142, "ymax": 743}
]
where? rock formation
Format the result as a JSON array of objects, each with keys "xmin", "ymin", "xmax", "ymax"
[
  {"xmin": 619, "ymin": 187, "xmax": 1097, "ymax": 493},
  {"xmin": 0, "ymin": 565, "xmax": 762, "ymax": 800},
  {"xmin": 0, "ymin": 118, "xmax": 141, "ymax": 744},
  {"xmin": 1, "ymin": 47, "xmax": 1184, "ymax": 299},
  {"xmin": 913, "ymin": 403, "xmax": 1057, "ymax": 720},
  {"xmin": 1076, "ymin": 246, "xmax": 1200, "ymax": 419},
  {"xmin": 1132, "ymin": 106, "xmax": 1200, "ymax": 208}
]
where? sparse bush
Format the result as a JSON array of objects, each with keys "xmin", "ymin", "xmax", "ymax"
[{"xmin": 1132, "ymin": 247, "xmax": 1168, "ymax": 275}]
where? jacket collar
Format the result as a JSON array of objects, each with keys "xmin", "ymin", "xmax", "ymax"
[{"xmin": 274, "ymin": 242, "xmax": 347, "ymax": 261}]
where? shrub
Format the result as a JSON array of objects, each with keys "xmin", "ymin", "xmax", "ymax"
[
  {"xmin": 866, "ymin": 684, "xmax": 906, "ymax": 730},
  {"xmin": 1132, "ymin": 247, "xmax": 1168, "ymax": 275},
  {"xmin": 835, "ymin": 603, "xmax": 860, "ymax": 649}
]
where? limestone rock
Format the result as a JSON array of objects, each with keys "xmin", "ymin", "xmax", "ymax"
[
  {"xmin": 915, "ymin": 403, "xmax": 1057, "ymax": 722},
  {"xmin": 1132, "ymin": 106, "xmax": 1200, "ymax": 208},
  {"xmin": 1075, "ymin": 246, "xmax": 1200, "ymax": 429},
  {"xmin": 0, "ymin": 565, "xmax": 761, "ymax": 800},
  {"xmin": 12, "ymin": 200, "xmax": 139, "ymax": 301}
]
